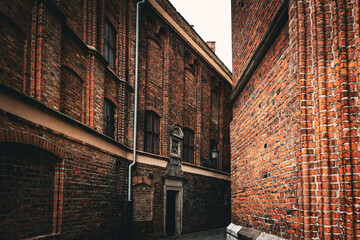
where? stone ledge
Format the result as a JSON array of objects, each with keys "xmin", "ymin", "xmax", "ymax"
[{"xmin": 226, "ymin": 224, "xmax": 285, "ymax": 240}]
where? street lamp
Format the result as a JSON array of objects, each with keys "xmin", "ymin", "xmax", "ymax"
[
  {"xmin": 210, "ymin": 148, "xmax": 218, "ymax": 169},
  {"xmin": 211, "ymin": 148, "xmax": 218, "ymax": 160}
]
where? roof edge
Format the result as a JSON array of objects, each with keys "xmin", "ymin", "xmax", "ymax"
[{"xmin": 147, "ymin": 0, "xmax": 232, "ymax": 86}]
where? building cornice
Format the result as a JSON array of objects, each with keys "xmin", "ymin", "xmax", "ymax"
[
  {"xmin": 0, "ymin": 84, "xmax": 229, "ymax": 180},
  {"xmin": 147, "ymin": 0, "xmax": 232, "ymax": 86}
]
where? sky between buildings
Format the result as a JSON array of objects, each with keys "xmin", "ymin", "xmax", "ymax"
[{"xmin": 168, "ymin": 0, "xmax": 232, "ymax": 71}]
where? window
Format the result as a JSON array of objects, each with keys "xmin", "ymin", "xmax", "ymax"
[
  {"xmin": 144, "ymin": 111, "xmax": 160, "ymax": 154},
  {"xmin": 104, "ymin": 20, "xmax": 116, "ymax": 69},
  {"xmin": 183, "ymin": 128, "xmax": 194, "ymax": 163},
  {"xmin": 104, "ymin": 98, "xmax": 115, "ymax": 138}
]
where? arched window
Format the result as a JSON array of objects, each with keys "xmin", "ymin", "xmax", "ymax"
[
  {"xmin": 183, "ymin": 128, "xmax": 194, "ymax": 163},
  {"xmin": 103, "ymin": 98, "xmax": 115, "ymax": 138},
  {"xmin": 144, "ymin": 111, "xmax": 160, "ymax": 154},
  {"xmin": 104, "ymin": 19, "xmax": 116, "ymax": 69}
]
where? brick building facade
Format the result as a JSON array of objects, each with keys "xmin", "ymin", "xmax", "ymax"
[
  {"xmin": 229, "ymin": 0, "xmax": 359, "ymax": 239},
  {"xmin": 0, "ymin": 0, "xmax": 232, "ymax": 239}
]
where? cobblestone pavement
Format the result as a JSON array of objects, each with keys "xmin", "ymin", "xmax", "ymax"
[{"xmin": 159, "ymin": 228, "xmax": 226, "ymax": 240}]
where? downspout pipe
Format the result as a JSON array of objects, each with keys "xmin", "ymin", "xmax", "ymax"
[{"xmin": 127, "ymin": 0, "xmax": 146, "ymax": 236}]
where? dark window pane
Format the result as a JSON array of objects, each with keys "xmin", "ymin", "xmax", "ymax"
[
  {"xmin": 109, "ymin": 50, "xmax": 114, "ymax": 69},
  {"xmin": 103, "ymin": 99, "xmax": 115, "ymax": 138},
  {"xmin": 145, "ymin": 114, "xmax": 151, "ymax": 131},
  {"xmin": 104, "ymin": 45, "xmax": 109, "ymax": 62},
  {"xmin": 153, "ymin": 116, "xmax": 159, "ymax": 133},
  {"xmin": 104, "ymin": 20, "xmax": 116, "ymax": 69},
  {"xmin": 105, "ymin": 23, "xmax": 109, "ymax": 41},
  {"xmin": 153, "ymin": 135, "xmax": 159, "ymax": 154},
  {"xmin": 144, "ymin": 133, "xmax": 151, "ymax": 152},
  {"xmin": 183, "ymin": 128, "xmax": 194, "ymax": 163},
  {"xmin": 189, "ymin": 149, "xmax": 194, "ymax": 163},
  {"xmin": 183, "ymin": 148, "xmax": 188, "ymax": 162},
  {"xmin": 144, "ymin": 112, "xmax": 160, "ymax": 154}
]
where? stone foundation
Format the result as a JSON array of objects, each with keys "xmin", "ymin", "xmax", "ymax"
[{"xmin": 226, "ymin": 223, "xmax": 285, "ymax": 240}]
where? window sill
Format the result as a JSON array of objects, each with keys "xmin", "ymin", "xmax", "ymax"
[
  {"xmin": 137, "ymin": 150, "xmax": 169, "ymax": 161},
  {"xmin": 105, "ymin": 66, "xmax": 125, "ymax": 83},
  {"xmin": 23, "ymin": 233, "xmax": 60, "ymax": 240},
  {"xmin": 182, "ymin": 161, "xmax": 229, "ymax": 175}
]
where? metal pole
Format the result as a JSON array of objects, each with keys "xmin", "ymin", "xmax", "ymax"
[{"xmin": 127, "ymin": 0, "xmax": 146, "ymax": 237}]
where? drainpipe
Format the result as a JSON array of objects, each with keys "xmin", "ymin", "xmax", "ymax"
[{"xmin": 127, "ymin": 0, "xmax": 146, "ymax": 236}]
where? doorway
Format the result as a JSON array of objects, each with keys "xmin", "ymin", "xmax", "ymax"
[
  {"xmin": 166, "ymin": 190, "xmax": 177, "ymax": 236},
  {"xmin": 164, "ymin": 179, "xmax": 183, "ymax": 236}
]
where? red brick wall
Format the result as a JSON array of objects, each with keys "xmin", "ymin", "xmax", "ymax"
[
  {"xmin": 0, "ymin": 144, "xmax": 56, "ymax": 239},
  {"xmin": 137, "ymin": 5, "xmax": 232, "ymax": 170},
  {"xmin": 60, "ymin": 67, "xmax": 84, "ymax": 121},
  {"xmin": 0, "ymin": 14, "xmax": 26, "ymax": 92},
  {"xmin": 132, "ymin": 163, "xmax": 231, "ymax": 240},
  {"xmin": 183, "ymin": 173, "xmax": 230, "ymax": 233},
  {"xmin": 231, "ymin": 0, "xmax": 282, "ymax": 85},
  {"xmin": 231, "ymin": 0, "xmax": 360, "ymax": 239},
  {"xmin": 231, "ymin": 23, "xmax": 300, "ymax": 239},
  {"xmin": 0, "ymin": 112, "xmax": 129, "ymax": 239},
  {"xmin": 0, "ymin": 0, "xmax": 232, "ymax": 239}
]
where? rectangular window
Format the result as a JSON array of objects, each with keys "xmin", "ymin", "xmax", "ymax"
[
  {"xmin": 144, "ymin": 112, "xmax": 160, "ymax": 154},
  {"xmin": 104, "ymin": 98, "xmax": 115, "ymax": 138},
  {"xmin": 104, "ymin": 20, "xmax": 116, "ymax": 69},
  {"xmin": 183, "ymin": 128, "xmax": 194, "ymax": 163}
]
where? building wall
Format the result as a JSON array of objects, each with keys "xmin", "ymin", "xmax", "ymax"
[
  {"xmin": 131, "ymin": 164, "xmax": 230, "ymax": 240},
  {"xmin": 0, "ymin": 0, "xmax": 232, "ymax": 239},
  {"xmin": 0, "ymin": 112, "xmax": 129, "ymax": 239},
  {"xmin": 231, "ymin": 23, "xmax": 300, "ymax": 239},
  {"xmin": 137, "ymin": 5, "xmax": 232, "ymax": 169},
  {"xmin": 231, "ymin": 0, "xmax": 360, "ymax": 239},
  {"xmin": 231, "ymin": 0, "xmax": 283, "ymax": 85}
]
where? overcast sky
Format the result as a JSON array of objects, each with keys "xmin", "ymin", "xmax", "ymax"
[{"xmin": 168, "ymin": 0, "xmax": 232, "ymax": 71}]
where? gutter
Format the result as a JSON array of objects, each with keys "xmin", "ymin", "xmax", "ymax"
[{"xmin": 127, "ymin": 0, "xmax": 146, "ymax": 236}]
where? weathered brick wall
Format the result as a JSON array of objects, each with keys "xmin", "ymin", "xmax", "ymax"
[
  {"xmin": 0, "ymin": 0, "xmax": 232, "ymax": 239},
  {"xmin": 292, "ymin": 1, "xmax": 359, "ymax": 238},
  {"xmin": 132, "ymin": 164, "xmax": 165, "ymax": 240},
  {"xmin": 0, "ymin": 0, "xmax": 32, "ymax": 92},
  {"xmin": 0, "ymin": 144, "xmax": 56, "ymax": 239},
  {"xmin": 0, "ymin": 112, "xmax": 129, "ymax": 239},
  {"xmin": 60, "ymin": 67, "xmax": 84, "ymax": 121},
  {"xmin": 183, "ymin": 173, "xmax": 231, "ymax": 234},
  {"xmin": 231, "ymin": 23, "xmax": 299, "ymax": 239},
  {"xmin": 231, "ymin": 0, "xmax": 360, "ymax": 239},
  {"xmin": 0, "ymin": 0, "xmax": 128, "ymax": 135},
  {"xmin": 231, "ymin": 0, "xmax": 282, "ymax": 85},
  {"xmin": 132, "ymin": 163, "xmax": 231, "ymax": 240},
  {"xmin": 41, "ymin": 5, "xmax": 62, "ymax": 107},
  {"xmin": 0, "ymin": 0, "xmax": 231, "ymax": 170},
  {"xmin": 137, "ymin": 5, "xmax": 232, "ymax": 170}
]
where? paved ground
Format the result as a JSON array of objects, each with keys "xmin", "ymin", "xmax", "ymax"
[{"xmin": 160, "ymin": 228, "xmax": 226, "ymax": 240}]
